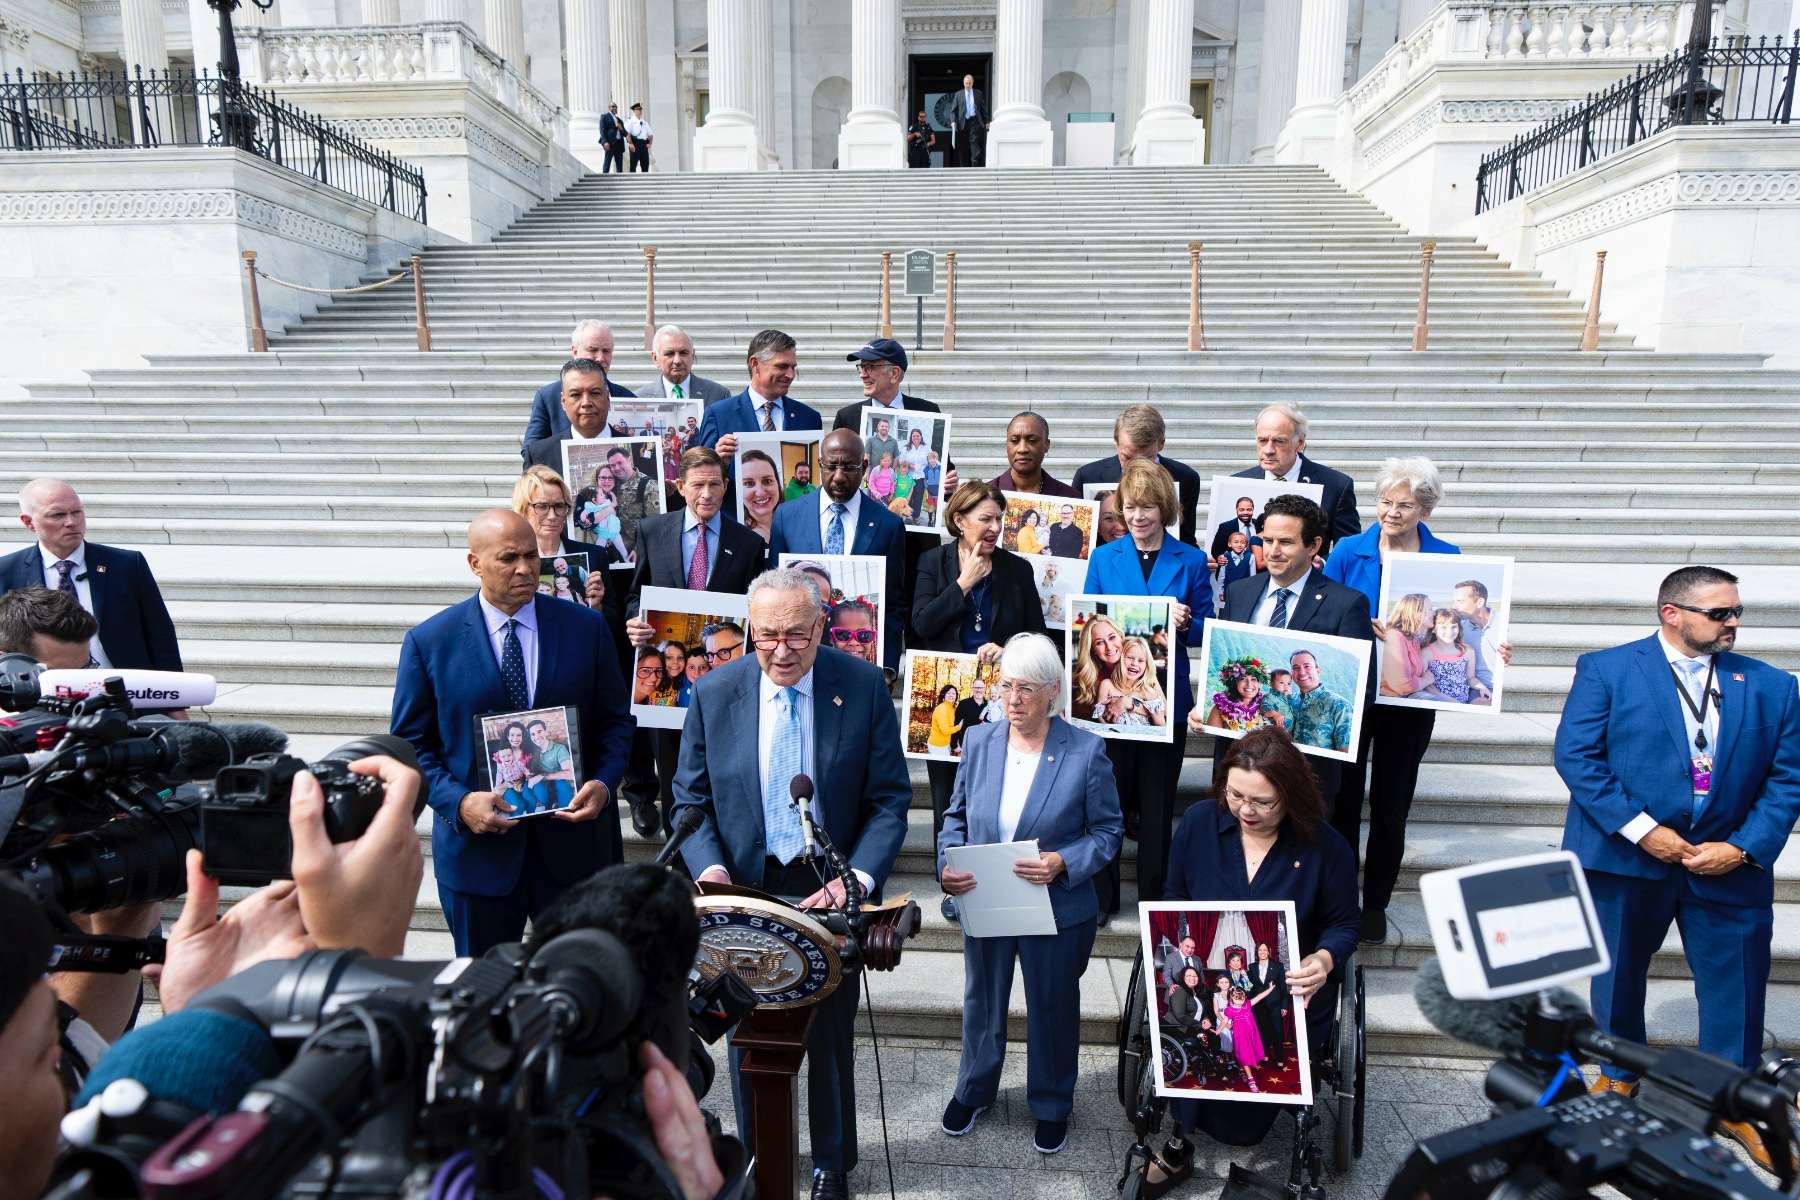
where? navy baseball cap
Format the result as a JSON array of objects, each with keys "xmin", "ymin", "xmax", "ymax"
[{"xmin": 847, "ymin": 338, "xmax": 908, "ymax": 372}]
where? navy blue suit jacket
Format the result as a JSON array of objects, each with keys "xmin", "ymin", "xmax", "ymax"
[
  {"xmin": 524, "ymin": 377, "xmax": 637, "ymax": 445},
  {"xmin": 390, "ymin": 594, "xmax": 634, "ymax": 897},
  {"xmin": 0, "ymin": 542, "xmax": 181, "ymax": 671},
  {"xmin": 937, "ymin": 718, "xmax": 1123, "ymax": 927},
  {"xmin": 695, "ymin": 391, "xmax": 823, "ymax": 451},
  {"xmin": 766, "ymin": 492, "xmax": 908, "ymax": 671},
  {"xmin": 1231, "ymin": 454, "xmax": 1361, "ymax": 548},
  {"xmin": 669, "ymin": 647, "xmax": 912, "ymax": 892},
  {"xmin": 1082, "ymin": 536, "xmax": 1215, "ymax": 722},
  {"xmin": 1555, "ymin": 634, "xmax": 1800, "ymax": 907}
]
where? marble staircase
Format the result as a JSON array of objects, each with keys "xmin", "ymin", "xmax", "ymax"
[{"xmin": 10, "ymin": 165, "xmax": 1800, "ymax": 1065}]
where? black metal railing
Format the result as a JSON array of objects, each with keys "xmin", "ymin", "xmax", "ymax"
[
  {"xmin": 1475, "ymin": 33, "xmax": 1799, "ymax": 213},
  {"xmin": 1, "ymin": 67, "xmax": 426, "ymax": 222}
]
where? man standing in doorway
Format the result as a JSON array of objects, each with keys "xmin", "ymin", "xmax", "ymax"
[
  {"xmin": 598, "ymin": 101, "xmax": 626, "ymax": 173},
  {"xmin": 947, "ymin": 74, "xmax": 987, "ymax": 167},
  {"xmin": 625, "ymin": 103, "xmax": 653, "ymax": 172}
]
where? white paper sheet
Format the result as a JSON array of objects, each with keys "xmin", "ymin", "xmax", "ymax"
[{"xmin": 942, "ymin": 840, "xmax": 1058, "ymax": 938}]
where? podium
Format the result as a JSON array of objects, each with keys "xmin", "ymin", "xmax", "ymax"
[{"xmin": 730, "ymin": 1006, "xmax": 818, "ymax": 1200}]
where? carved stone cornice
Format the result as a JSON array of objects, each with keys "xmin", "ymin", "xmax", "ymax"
[
  {"xmin": 1536, "ymin": 169, "xmax": 1800, "ymax": 249},
  {"xmin": 0, "ymin": 189, "xmax": 367, "ymax": 258}
]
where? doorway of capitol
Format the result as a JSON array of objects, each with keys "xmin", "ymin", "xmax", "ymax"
[{"xmin": 910, "ymin": 54, "xmax": 992, "ymax": 169}]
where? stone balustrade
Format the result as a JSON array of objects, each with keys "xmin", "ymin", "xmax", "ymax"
[
  {"xmin": 1346, "ymin": 0, "xmax": 1721, "ymax": 120},
  {"xmin": 236, "ymin": 20, "xmax": 562, "ymax": 144}
]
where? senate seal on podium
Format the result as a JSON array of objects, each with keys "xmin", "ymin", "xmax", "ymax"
[{"xmin": 693, "ymin": 894, "xmax": 843, "ymax": 1009}]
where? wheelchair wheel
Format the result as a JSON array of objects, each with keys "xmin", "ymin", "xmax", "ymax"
[
  {"xmin": 1159, "ymin": 1033, "xmax": 1189, "ymax": 1089},
  {"xmin": 1332, "ymin": 959, "xmax": 1367, "ymax": 1172},
  {"xmin": 1117, "ymin": 950, "xmax": 1149, "ymax": 1110},
  {"xmin": 1353, "ymin": 964, "xmax": 1367, "ymax": 1157}
]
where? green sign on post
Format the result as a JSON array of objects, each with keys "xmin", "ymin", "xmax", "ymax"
[{"xmin": 904, "ymin": 249, "xmax": 935, "ymax": 297}]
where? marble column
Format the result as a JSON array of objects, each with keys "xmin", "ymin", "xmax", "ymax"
[
  {"xmin": 120, "ymin": 0, "xmax": 170, "ymax": 72},
  {"xmin": 1276, "ymin": 0, "xmax": 1349, "ymax": 163},
  {"xmin": 1121, "ymin": 0, "xmax": 1149, "ymax": 151},
  {"xmin": 187, "ymin": 0, "xmax": 221, "ymax": 75},
  {"xmin": 1130, "ymin": 0, "xmax": 1207, "ymax": 164},
  {"xmin": 838, "ymin": 0, "xmax": 905, "ymax": 169},
  {"xmin": 485, "ymin": 0, "xmax": 527, "ymax": 66},
  {"xmin": 426, "ymin": 0, "xmax": 462, "ymax": 21},
  {"xmin": 748, "ymin": 0, "xmax": 778, "ymax": 167},
  {"xmin": 363, "ymin": 0, "xmax": 400, "ymax": 22},
  {"xmin": 986, "ymin": 0, "xmax": 1053, "ymax": 166},
  {"xmin": 691, "ymin": 0, "xmax": 771, "ymax": 170},
  {"xmin": 566, "ymin": 0, "xmax": 612, "ymax": 168},
  {"xmin": 1252, "ymin": 0, "xmax": 1300, "ymax": 161},
  {"xmin": 610, "ymin": 0, "xmax": 648, "ymax": 113}
]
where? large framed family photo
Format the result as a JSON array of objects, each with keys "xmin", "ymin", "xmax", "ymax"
[
  {"xmin": 631, "ymin": 586, "xmax": 750, "ymax": 730},
  {"xmin": 1003, "ymin": 492, "xmax": 1098, "ymax": 631},
  {"xmin": 563, "ymin": 437, "xmax": 666, "ymax": 569},
  {"xmin": 1064, "ymin": 595, "xmax": 1175, "ymax": 744},
  {"xmin": 900, "ymin": 649, "xmax": 1003, "ymax": 760},
  {"xmin": 1204, "ymin": 476, "xmax": 1326, "ymax": 593},
  {"xmin": 778, "ymin": 553, "xmax": 888, "ymax": 672},
  {"xmin": 736, "ymin": 431, "xmax": 823, "ymax": 544},
  {"xmin": 1140, "ymin": 900, "xmax": 1312, "ymax": 1105},
  {"xmin": 1375, "ymin": 552, "xmax": 1514, "ymax": 712},
  {"xmin": 478, "ymin": 705, "xmax": 582, "ymax": 818},
  {"xmin": 1195, "ymin": 619, "xmax": 1372, "ymax": 763},
  {"xmin": 538, "ymin": 549, "xmax": 599, "ymax": 609},
  {"xmin": 858, "ymin": 406, "xmax": 950, "ymax": 531},
  {"xmin": 607, "ymin": 398, "xmax": 704, "ymax": 485}
]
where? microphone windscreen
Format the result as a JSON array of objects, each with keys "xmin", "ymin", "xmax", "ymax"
[
  {"xmin": 161, "ymin": 721, "xmax": 288, "ymax": 779},
  {"xmin": 74, "ymin": 1008, "xmax": 280, "ymax": 1114},
  {"xmin": 1413, "ymin": 957, "xmax": 1588, "ymax": 1056},
  {"xmin": 789, "ymin": 774, "xmax": 814, "ymax": 802},
  {"xmin": 531, "ymin": 863, "xmax": 699, "ymax": 1009},
  {"xmin": 673, "ymin": 807, "xmax": 704, "ymax": 835}
]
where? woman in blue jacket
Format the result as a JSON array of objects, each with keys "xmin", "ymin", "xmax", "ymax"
[{"xmin": 1082, "ymin": 458, "xmax": 1214, "ymax": 912}]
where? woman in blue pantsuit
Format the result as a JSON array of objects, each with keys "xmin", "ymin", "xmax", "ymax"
[{"xmin": 937, "ymin": 632, "xmax": 1125, "ymax": 1157}]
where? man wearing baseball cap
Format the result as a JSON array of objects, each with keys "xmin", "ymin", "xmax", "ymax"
[{"xmin": 624, "ymin": 102, "xmax": 653, "ymax": 172}]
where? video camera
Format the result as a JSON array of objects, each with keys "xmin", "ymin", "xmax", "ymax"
[
  {"xmin": 49, "ymin": 864, "xmax": 761, "ymax": 1200},
  {"xmin": 0, "ymin": 653, "xmax": 424, "ymax": 970},
  {"xmin": 1391, "ymin": 852, "xmax": 1798, "ymax": 1200}
]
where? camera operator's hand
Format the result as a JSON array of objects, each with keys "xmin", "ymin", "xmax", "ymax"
[
  {"xmin": 459, "ymin": 790, "xmax": 518, "ymax": 833},
  {"xmin": 552, "ymin": 779, "xmax": 609, "ymax": 823},
  {"xmin": 152, "ymin": 850, "xmax": 314, "ymax": 1014},
  {"xmin": 289, "ymin": 756, "xmax": 425, "ymax": 959},
  {"xmin": 52, "ymin": 901, "xmax": 164, "ymax": 1042},
  {"xmin": 638, "ymin": 1041, "xmax": 724, "ymax": 1200}
]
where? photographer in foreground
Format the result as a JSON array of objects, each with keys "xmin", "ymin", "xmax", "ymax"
[{"xmin": 0, "ymin": 879, "xmax": 68, "ymax": 1199}]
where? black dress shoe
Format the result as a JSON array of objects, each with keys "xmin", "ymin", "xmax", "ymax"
[
  {"xmin": 630, "ymin": 799, "xmax": 660, "ymax": 839},
  {"xmin": 940, "ymin": 894, "xmax": 960, "ymax": 923},
  {"xmin": 1034, "ymin": 1118, "xmax": 1069, "ymax": 1154},
  {"xmin": 1359, "ymin": 907, "xmax": 1388, "ymax": 944},
  {"xmin": 810, "ymin": 1169, "xmax": 849, "ymax": 1200},
  {"xmin": 1123, "ymin": 813, "xmax": 1142, "ymax": 841}
]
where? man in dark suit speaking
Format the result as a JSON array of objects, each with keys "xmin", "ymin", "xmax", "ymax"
[
  {"xmin": 671, "ymin": 567, "xmax": 911, "ymax": 1200},
  {"xmin": 1194, "ymin": 494, "xmax": 1376, "ymax": 807},
  {"xmin": 0, "ymin": 478, "xmax": 181, "ymax": 671},
  {"xmin": 390, "ymin": 509, "xmax": 634, "ymax": 956},
  {"xmin": 1231, "ymin": 402, "xmax": 1360, "ymax": 553}
]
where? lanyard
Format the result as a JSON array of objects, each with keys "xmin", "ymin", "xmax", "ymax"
[{"xmin": 1668, "ymin": 655, "xmax": 1718, "ymax": 752}]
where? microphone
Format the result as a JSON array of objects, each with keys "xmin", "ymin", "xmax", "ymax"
[
  {"xmin": 37, "ymin": 669, "xmax": 217, "ymax": 711},
  {"xmin": 790, "ymin": 774, "xmax": 818, "ymax": 859},
  {"xmin": 1413, "ymin": 955, "xmax": 1588, "ymax": 1057},
  {"xmin": 653, "ymin": 807, "xmax": 704, "ymax": 868},
  {"xmin": 159, "ymin": 720, "xmax": 288, "ymax": 779}
]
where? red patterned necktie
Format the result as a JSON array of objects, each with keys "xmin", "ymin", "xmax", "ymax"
[{"xmin": 687, "ymin": 526, "xmax": 709, "ymax": 590}]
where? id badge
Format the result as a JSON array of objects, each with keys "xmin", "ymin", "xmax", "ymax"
[{"xmin": 1690, "ymin": 754, "xmax": 1713, "ymax": 795}]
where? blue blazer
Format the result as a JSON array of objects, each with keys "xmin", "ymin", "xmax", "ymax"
[
  {"xmin": 524, "ymin": 377, "xmax": 637, "ymax": 445},
  {"xmin": 1555, "ymin": 634, "xmax": 1800, "ymax": 907},
  {"xmin": 0, "ymin": 541, "xmax": 182, "ymax": 672},
  {"xmin": 695, "ymin": 390, "xmax": 823, "ymax": 449},
  {"xmin": 1082, "ymin": 537, "xmax": 1215, "ymax": 721},
  {"xmin": 1321, "ymin": 522, "xmax": 1460, "ymax": 611},
  {"xmin": 670, "ymin": 647, "xmax": 912, "ymax": 892},
  {"xmin": 767, "ymin": 493, "xmax": 909, "ymax": 670},
  {"xmin": 937, "ymin": 718, "xmax": 1124, "ymax": 927},
  {"xmin": 390, "ymin": 594, "xmax": 635, "ymax": 897}
]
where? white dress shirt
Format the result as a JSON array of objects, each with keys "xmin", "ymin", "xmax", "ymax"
[
  {"xmin": 997, "ymin": 746, "xmax": 1042, "ymax": 843},
  {"xmin": 624, "ymin": 115, "xmax": 652, "ymax": 139},
  {"xmin": 662, "ymin": 376, "xmax": 689, "ymax": 399},
  {"xmin": 1618, "ymin": 632, "xmax": 1724, "ymax": 843},
  {"xmin": 478, "ymin": 592, "xmax": 539, "ymax": 704},
  {"xmin": 747, "ymin": 387, "xmax": 785, "ymax": 431},
  {"xmin": 1251, "ymin": 567, "xmax": 1312, "ymax": 628},
  {"xmin": 1263, "ymin": 459, "xmax": 1303, "ymax": 483},
  {"xmin": 681, "ymin": 508, "xmax": 720, "ymax": 588},
  {"xmin": 818, "ymin": 489, "xmax": 862, "ymax": 550},
  {"xmin": 39, "ymin": 541, "xmax": 109, "ymax": 667}
]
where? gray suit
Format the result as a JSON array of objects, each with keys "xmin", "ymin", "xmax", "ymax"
[{"xmin": 634, "ymin": 373, "xmax": 733, "ymax": 406}]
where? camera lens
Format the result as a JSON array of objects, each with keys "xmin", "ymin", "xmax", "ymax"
[
  {"xmin": 23, "ymin": 803, "xmax": 200, "ymax": 911},
  {"xmin": 319, "ymin": 734, "xmax": 421, "ymax": 772}
]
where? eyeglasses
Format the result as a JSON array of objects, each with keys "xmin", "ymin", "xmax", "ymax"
[
  {"xmin": 634, "ymin": 665, "xmax": 665, "ymax": 678},
  {"xmin": 1222, "ymin": 788, "xmax": 1282, "ymax": 815},
  {"xmin": 830, "ymin": 628, "xmax": 877, "ymax": 645},
  {"xmin": 1376, "ymin": 497, "xmax": 1420, "ymax": 514},
  {"xmin": 705, "ymin": 643, "xmax": 745, "ymax": 661},
  {"xmin": 527, "ymin": 502, "xmax": 571, "ymax": 516},
  {"xmin": 1670, "ymin": 603, "xmax": 1744, "ymax": 622},
  {"xmin": 997, "ymin": 682, "xmax": 1042, "ymax": 699}
]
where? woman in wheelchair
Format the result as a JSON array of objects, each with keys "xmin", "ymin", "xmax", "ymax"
[{"xmin": 1136, "ymin": 726, "xmax": 1361, "ymax": 1197}]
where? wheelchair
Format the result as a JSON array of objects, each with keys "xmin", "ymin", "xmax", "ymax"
[{"xmin": 1116, "ymin": 948, "xmax": 1366, "ymax": 1200}]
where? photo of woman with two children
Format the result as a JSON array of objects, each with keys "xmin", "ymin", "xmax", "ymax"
[{"xmin": 480, "ymin": 706, "xmax": 582, "ymax": 817}]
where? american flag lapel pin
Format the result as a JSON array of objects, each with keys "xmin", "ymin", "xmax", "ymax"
[
  {"xmin": 96, "ymin": 565, "xmax": 107, "ymax": 573},
  {"xmin": 1734, "ymin": 673, "xmax": 1745, "ymax": 681}
]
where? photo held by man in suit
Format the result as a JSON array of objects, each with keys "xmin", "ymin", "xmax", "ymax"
[
  {"xmin": 1196, "ymin": 493, "xmax": 1377, "ymax": 808},
  {"xmin": 0, "ymin": 477, "xmax": 181, "ymax": 671},
  {"xmin": 524, "ymin": 320, "xmax": 637, "ymax": 445},
  {"xmin": 1554, "ymin": 566, "xmax": 1800, "ymax": 1169},
  {"xmin": 670, "ymin": 567, "xmax": 911, "ymax": 1200},
  {"xmin": 1071, "ymin": 404, "xmax": 1203, "ymax": 546},
  {"xmin": 637, "ymin": 324, "xmax": 733, "ymax": 406},
  {"xmin": 766, "ymin": 428, "xmax": 908, "ymax": 674},
  {"xmin": 522, "ymin": 358, "xmax": 614, "ymax": 474},
  {"xmin": 1210, "ymin": 495, "xmax": 1262, "ymax": 560},
  {"xmin": 1233, "ymin": 402, "xmax": 1360, "ymax": 553},
  {"xmin": 620, "ymin": 445, "xmax": 767, "ymax": 837},
  {"xmin": 946, "ymin": 73, "xmax": 989, "ymax": 167},
  {"xmin": 389, "ymin": 509, "xmax": 634, "ymax": 958}
]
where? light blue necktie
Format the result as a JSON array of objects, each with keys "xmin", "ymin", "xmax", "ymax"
[
  {"xmin": 826, "ymin": 503, "xmax": 847, "ymax": 556},
  {"xmin": 764, "ymin": 686, "xmax": 807, "ymax": 863}
]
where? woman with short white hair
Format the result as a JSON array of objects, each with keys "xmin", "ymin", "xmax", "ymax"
[
  {"xmin": 936, "ymin": 632, "xmax": 1124, "ymax": 1156},
  {"xmin": 1321, "ymin": 456, "xmax": 1511, "ymax": 944}
]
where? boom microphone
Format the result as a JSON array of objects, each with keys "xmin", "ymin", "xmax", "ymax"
[
  {"xmin": 37, "ymin": 669, "xmax": 217, "ymax": 711},
  {"xmin": 1413, "ymin": 956, "xmax": 1588, "ymax": 1057},
  {"xmin": 157, "ymin": 720, "xmax": 289, "ymax": 779},
  {"xmin": 652, "ymin": 807, "xmax": 704, "ymax": 868}
]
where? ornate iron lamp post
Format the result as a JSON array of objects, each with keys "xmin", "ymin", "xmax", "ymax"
[{"xmin": 206, "ymin": 0, "xmax": 274, "ymax": 150}]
